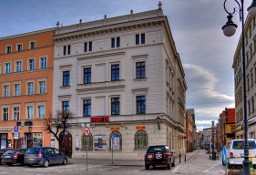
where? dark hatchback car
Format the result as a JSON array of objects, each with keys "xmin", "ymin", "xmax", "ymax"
[
  {"xmin": 24, "ymin": 147, "xmax": 68, "ymax": 168},
  {"xmin": 1, "ymin": 149, "xmax": 27, "ymax": 166},
  {"xmin": 145, "ymin": 145, "xmax": 175, "ymax": 170}
]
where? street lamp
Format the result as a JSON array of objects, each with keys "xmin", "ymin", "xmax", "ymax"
[
  {"xmin": 222, "ymin": 0, "xmax": 256, "ymax": 174},
  {"xmin": 211, "ymin": 120, "xmax": 216, "ymax": 160},
  {"xmin": 28, "ymin": 121, "xmax": 32, "ymax": 133}
]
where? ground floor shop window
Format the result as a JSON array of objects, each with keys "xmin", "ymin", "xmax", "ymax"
[
  {"xmin": 33, "ymin": 132, "xmax": 43, "ymax": 147},
  {"xmin": 134, "ymin": 130, "xmax": 148, "ymax": 150},
  {"xmin": 94, "ymin": 136, "xmax": 106, "ymax": 151},
  {"xmin": 82, "ymin": 134, "xmax": 93, "ymax": 150},
  {"xmin": 109, "ymin": 131, "xmax": 122, "ymax": 150},
  {"xmin": 0, "ymin": 134, "xmax": 7, "ymax": 149}
]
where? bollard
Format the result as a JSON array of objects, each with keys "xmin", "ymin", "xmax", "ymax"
[
  {"xmin": 185, "ymin": 154, "xmax": 186, "ymax": 162},
  {"xmin": 179, "ymin": 153, "xmax": 181, "ymax": 163}
]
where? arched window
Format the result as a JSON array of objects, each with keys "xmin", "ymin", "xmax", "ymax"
[
  {"xmin": 135, "ymin": 130, "xmax": 148, "ymax": 150},
  {"xmin": 109, "ymin": 131, "xmax": 122, "ymax": 150},
  {"xmin": 81, "ymin": 134, "xmax": 93, "ymax": 150}
]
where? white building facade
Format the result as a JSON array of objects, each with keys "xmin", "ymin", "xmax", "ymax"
[
  {"xmin": 233, "ymin": 15, "xmax": 256, "ymax": 140},
  {"xmin": 53, "ymin": 6, "xmax": 187, "ymax": 160}
]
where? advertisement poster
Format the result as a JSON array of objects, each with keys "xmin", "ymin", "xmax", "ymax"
[
  {"xmin": 112, "ymin": 137, "xmax": 120, "ymax": 150},
  {"xmin": 94, "ymin": 136, "xmax": 106, "ymax": 151}
]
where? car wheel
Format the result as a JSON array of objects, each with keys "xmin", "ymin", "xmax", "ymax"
[
  {"xmin": 63, "ymin": 158, "xmax": 67, "ymax": 165},
  {"xmin": 172, "ymin": 158, "xmax": 175, "ymax": 167},
  {"xmin": 167, "ymin": 162, "xmax": 171, "ymax": 170},
  {"xmin": 21, "ymin": 160, "xmax": 24, "ymax": 166},
  {"xmin": 28, "ymin": 164, "xmax": 33, "ymax": 167},
  {"xmin": 152, "ymin": 164, "xmax": 156, "ymax": 168},
  {"xmin": 43, "ymin": 160, "xmax": 49, "ymax": 168},
  {"xmin": 145, "ymin": 164, "xmax": 150, "ymax": 170},
  {"xmin": 7, "ymin": 163, "xmax": 12, "ymax": 166}
]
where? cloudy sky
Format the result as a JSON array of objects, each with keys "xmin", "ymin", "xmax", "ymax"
[{"xmin": 0, "ymin": 0, "xmax": 249, "ymax": 131}]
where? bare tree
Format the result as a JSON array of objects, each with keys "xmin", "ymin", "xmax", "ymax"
[{"xmin": 44, "ymin": 110, "xmax": 74, "ymax": 151}]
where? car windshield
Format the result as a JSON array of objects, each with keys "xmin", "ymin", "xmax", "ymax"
[
  {"xmin": 147, "ymin": 146, "xmax": 166, "ymax": 153},
  {"xmin": 232, "ymin": 141, "xmax": 256, "ymax": 149},
  {"xmin": 26, "ymin": 148, "xmax": 41, "ymax": 154}
]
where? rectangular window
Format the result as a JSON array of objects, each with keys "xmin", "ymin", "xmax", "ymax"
[
  {"xmin": 63, "ymin": 71, "xmax": 70, "ymax": 87},
  {"xmin": 13, "ymin": 107, "xmax": 19, "ymax": 120},
  {"xmin": 83, "ymin": 67, "xmax": 91, "ymax": 84},
  {"xmin": 27, "ymin": 106, "xmax": 34, "ymax": 119},
  {"xmin": 16, "ymin": 61, "xmax": 22, "ymax": 72},
  {"xmin": 5, "ymin": 63, "xmax": 11, "ymax": 74},
  {"xmin": 111, "ymin": 97, "xmax": 120, "ymax": 115},
  {"xmin": 111, "ymin": 64, "xmax": 119, "ymax": 81},
  {"xmin": 111, "ymin": 37, "xmax": 120, "ymax": 48},
  {"xmin": 63, "ymin": 45, "xmax": 67, "ymax": 55},
  {"xmin": 17, "ymin": 44, "xmax": 22, "ymax": 52},
  {"xmin": 62, "ymin": 101, "xmax": 69, "ymax": 112},
  {"xmin": 4, "ymin": 85, "xmax": 10, "ymax": 97},
  {"xmin": 40, "ymin": 57, "xmax": 47, "ymax": 69},
  {"xmin": 136, "ymin": 61, "xmax": 145, "ymax": 79},
  {"xmin": 83, "ymin": 99, "xmax": 91, "ymax": 117},
  {"xmin": 68, "ymin": 45, "xmax": 71, "ymax": 55},
  {"xmin": 135, "ymin": 34, "xmax": 145, "ymax": 45},
  {"xmin": 84, "ymin": 42, "xmax": 92, "ymax": 52},
  {"xmin": 38, "ymin": 105, "xmax": 45, "ymax": 119},
  {"xmin": 39, "ymin": 81, "xmax": 46, "ymax": 94},
  {"xmin": 27, "ymin": 82, "xmax": 34, "ymax": 95},
  {"xmin": 14, "ymin": 84, "xmax": 20, "ymax": 96},
  {"xmin": 136, "ymin": 96, "xmax": 146, "ymax": 114},
  {"xmin": 29, "ymin": 59, "xmax": 35, "ymax": 70},
  {"xmin": 3, "ymin": 108, "xmax": 8, "ymax": 121},
  {"xmin": 30, "ymin": 41, "xmax": 36, "ymax": 49},
  {"xmin": 6, "ymin": 46, "xmax": 12, "ymax": 53}
]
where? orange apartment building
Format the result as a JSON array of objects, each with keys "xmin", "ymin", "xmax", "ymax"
[{"xmin": 0, "ymin": 29, "xmax": 54, "ymax": 149}]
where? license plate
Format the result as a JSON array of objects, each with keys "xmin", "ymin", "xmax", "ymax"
[{"xmin": 4, "ymin": 156, "xmax": 10, "ymax": 158}]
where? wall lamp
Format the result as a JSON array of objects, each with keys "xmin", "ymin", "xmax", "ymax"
[{"xmin": 156, "ymin": 116, "xmax": 161, "ymax": 130}]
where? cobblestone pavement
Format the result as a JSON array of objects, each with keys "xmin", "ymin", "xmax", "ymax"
[
  {"xmin": 172, "ymin": 149, "xmax": 226, "ymax": 175},
  {"xmin": 0, "ymin": 149, "xmax": 226, "ymax": 175}
]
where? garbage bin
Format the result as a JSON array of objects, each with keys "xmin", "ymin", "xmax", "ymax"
[{"xmin": 212, "ymin": 152, "xmax": 216, "ymax": 160}]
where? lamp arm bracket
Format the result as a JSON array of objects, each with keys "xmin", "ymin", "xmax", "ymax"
[{"xmin": 224, "ymin": 0, "xmax": 242, "ymax": 20}]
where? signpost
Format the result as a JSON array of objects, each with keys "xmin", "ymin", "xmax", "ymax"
[
  {"xmin": 83, "ymin": 126, "xmax": 90, "ymax": 171},
  {"xmin": 14, "ymin": 126, "xmax": 19, "ymax": 139}
]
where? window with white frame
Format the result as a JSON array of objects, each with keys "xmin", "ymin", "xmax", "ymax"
[
  {"xmin": 17, "ymin": 44, "xmax": 22, "ymax": 52},
  {"xmin": 6, "ymin": 46, "xmax": 12, "ymax": 53},
  {"xmin": 135, "ymin": 33, "xmax": 145, "ymax": 45},
  {"xmin": 28, "ymin": 58, "xmax": 35, "ymax": 70},
  {"xmin": 13, "ymin": 107, "xmax": 19, "ymax": 120},
  {"xmin": 14, "ymin": 84, "xmax": 20, "ymax": 96},
  {"xmin": 27, "ymin": 106, "xmax": 34, "ymax": 119},
  {"xmin": 63, "ymin": 45, "xmax": 71, "ymax": 55},
  {"xmin": 30, "ymin": 41, "xmax": 36, "ymax": 49},
  {"xmin": 39, "ymin": 81, "xmax": 46, "ymax": 94},
  {"xmin": 5, "ymin": 63, "xmax": 11, "ymax": 74},
  {"xmin": 16, "ymin": 61, "xmax": 22, "ymax": 72},
  {"xmin": 84, "ymin": 41, "xmax": 92, "ymax": 52},
  {"xmin": 4, "ymin": 85, "xmax": 10, "ymax": 97},
  {"xmin": 38, "ymin": 105, "xmax": 45, "ymax": 119},
  {"xmin": 27, "ymin": 82, "xmax": 34, "ymax": 95},
  {"xmin": 40, "ymin": 57, "xmax": 47, "ymax": 69},
  {"xmin": 3, "ymin": 107, "xmax": 8, "ymax": 121},
  {"xmin": 111, "ymin": 37, "xmax": 120, "ymax": 48}
]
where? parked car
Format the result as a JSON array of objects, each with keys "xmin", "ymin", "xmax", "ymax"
[
  {"xmin": 24, "ymin": 147, "xmax": 68, "ymax": 168},
  {"xmin": 144, "ymin": 145, "xmax": 175, "ymax": 170},
  {"xmin": 0, "ymin": 149, "xmax": 7, "ymax": 165},
  {"xmin": 225, "ymin": 139, "xmax": 256, "ymax": 169},
  {"xmin": 1, "ymin": 149, "xmax": 26, "ymax": 166}
]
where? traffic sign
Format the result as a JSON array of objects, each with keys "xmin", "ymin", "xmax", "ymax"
[
  {"xmin": 14, "ymin": 126, "xmax": 18, "ymax": 132},
  {"xmin": 84, "ymin": 127, "xmax": 90, "ymax": 136}
]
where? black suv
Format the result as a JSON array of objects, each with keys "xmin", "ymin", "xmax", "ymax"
[{"xmin": 144, "ymin": 145, "xmax": 175, "ymax": 170}]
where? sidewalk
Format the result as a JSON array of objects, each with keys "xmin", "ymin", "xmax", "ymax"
[{"xmin": 69, "ymin": 149, "xmax": 199, "ymax": 167}]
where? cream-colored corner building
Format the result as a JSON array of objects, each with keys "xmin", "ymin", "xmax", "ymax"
[
  {"xmin": 52, "ymin": 5, "xmax": 187, "ymax": 160},
  {"xmin": 233, "ymin": 14, "xmax": 256, "ymax": 139}
]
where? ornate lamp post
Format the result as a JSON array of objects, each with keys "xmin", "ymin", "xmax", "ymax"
[
  {"xmin": 222, "ymin": 0, "xmax": 256, "ymax": 174},
  {"xmin": 211, "ymin": 120, "xmax": 216, "ymax": 160}
]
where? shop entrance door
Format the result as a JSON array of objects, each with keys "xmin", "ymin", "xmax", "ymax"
[{"xmin": 59, "ymin": 132, "xmax": 72, "ymax": 158}]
